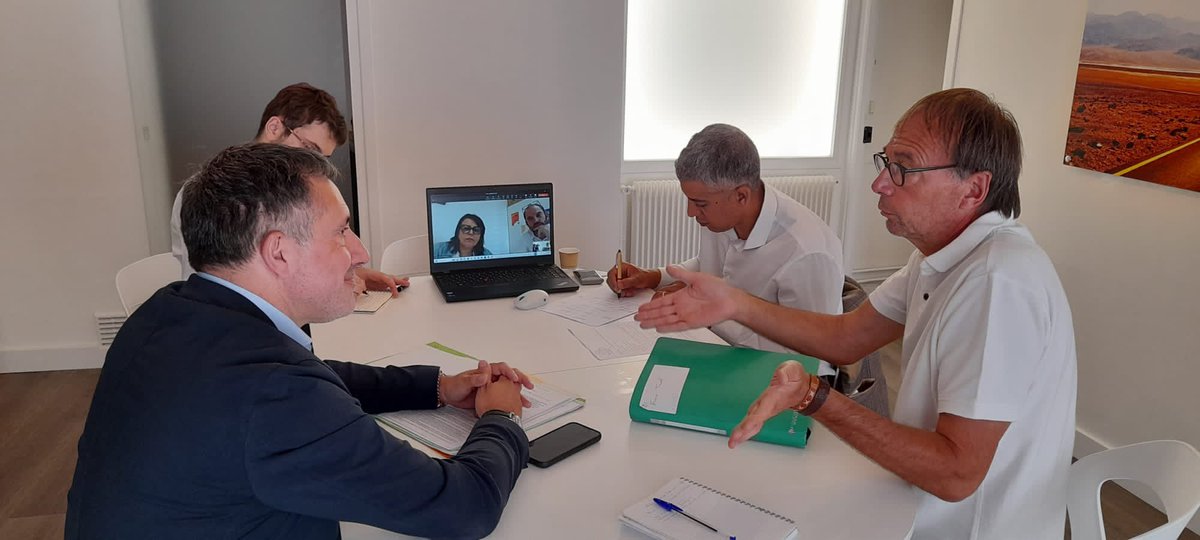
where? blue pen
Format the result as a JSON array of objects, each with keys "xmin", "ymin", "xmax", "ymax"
[{"xmin": 653, "ymin": 497, "xmax": 735, "ymax": 539}]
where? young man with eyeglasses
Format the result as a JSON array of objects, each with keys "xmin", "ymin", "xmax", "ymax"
[
  {"xmin": 607, "ymin": 123, "xmax": 844, "ymax": 382},
  {"xmin": 635, "ymin": 89, "xmax": 1077, "ymax": 539},
  {"xmin": 168, "ymin": 83, "xmax": 409, "ymax": 295}
]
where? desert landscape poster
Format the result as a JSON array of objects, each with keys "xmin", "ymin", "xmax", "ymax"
[{"xmin": 1063, "ymin": 0, "xmax": 1200, "ymax": 192}]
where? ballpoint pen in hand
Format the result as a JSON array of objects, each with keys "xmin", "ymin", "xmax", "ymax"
[
  {"xmin": 653, "ymin": 497, "xmax": 735, "ymax": 539},
  {"xmin": 614, "ymin": 249, "xmax": 624, "ymax": 298}
]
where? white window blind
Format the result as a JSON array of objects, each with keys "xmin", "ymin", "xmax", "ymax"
[{"xmin": 624, "ymin": 0, "xmax": 847, "ymax": 162}]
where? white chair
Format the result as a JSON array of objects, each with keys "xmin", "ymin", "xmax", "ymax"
[
  {"xmin": 115, "ymin": 253, "xmax": 182, "ymax": 315},
  {"xmin": 379, "ymin": 235, "xmax": 429, "ymax": 277},
  {"xmin": 1067, "ymin": 439, "xmax": 1200, "ymax": 539}
]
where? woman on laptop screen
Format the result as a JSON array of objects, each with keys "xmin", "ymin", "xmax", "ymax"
[{"xmin": 434, "ymin": 214, "xmax": 493, "ymax": 259}]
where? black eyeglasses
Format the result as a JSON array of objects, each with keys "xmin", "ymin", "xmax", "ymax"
[
  {"xmin": 872, "ymin": 152, "xmax": 957, "ymax": 187},
  {"xmin": 459, "ymin": 225, "xmax": 482, "ymax": 235},
  {"xmin": 286, "ymin": 125, "xmax": 323, "ymax": 154}
]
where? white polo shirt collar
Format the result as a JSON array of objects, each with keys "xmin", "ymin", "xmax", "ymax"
[
  {"xmin": 920, "ymin": 210, "xmax": 1015, "ymax": 275},
  {"xmin": 725, "ymin": 184, "xmax": 779, "ymax": 250}
]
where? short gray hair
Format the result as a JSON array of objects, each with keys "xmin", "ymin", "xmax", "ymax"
[
  {"xmin": 181, "ymin": 143, "xmax": 339, "ymax": 272},
  {"xmin": 674, "ymin": 123, "xmax": 763, "ymax": 190}
]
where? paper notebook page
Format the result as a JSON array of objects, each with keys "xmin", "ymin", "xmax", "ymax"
[{"xmin": 623, "ymin": 477, "xmax": 797, "ymax": 540}]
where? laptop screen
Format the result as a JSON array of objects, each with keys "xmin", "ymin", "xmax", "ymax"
[{"xmin": 426, "ymin": 183, "xmax": 556, "ymax": 272}]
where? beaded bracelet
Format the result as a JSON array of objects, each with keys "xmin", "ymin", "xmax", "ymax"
[
  {"xmin": 800, "ymin": 378, "xmax": 831, "ymax": 416},
  {"xmin": 790, "ymin": 374, "xmax": 821, "ymax": 413}
]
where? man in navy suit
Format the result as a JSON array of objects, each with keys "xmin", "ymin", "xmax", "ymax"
[{"xmin": 67, "ymin": 143, "xmax": 532, "ymax": 539}]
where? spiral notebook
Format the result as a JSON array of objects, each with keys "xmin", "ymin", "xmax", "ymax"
[{"xmin": 620, "ymin": 477, "xmax": 798, "ymax": 540}]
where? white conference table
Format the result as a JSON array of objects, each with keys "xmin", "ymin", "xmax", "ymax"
[{"xmin": 314, "ymin": 276, "xmax": 918, "ymax": 539}]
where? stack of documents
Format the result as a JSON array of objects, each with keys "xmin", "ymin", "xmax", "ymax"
[
  {"xmin": 370, "ymin": 343, "xmax": 584, "ymax": 454},
  {"xmin": 376, "ymin": 383, "xmax": 584, "ymax": 454}
]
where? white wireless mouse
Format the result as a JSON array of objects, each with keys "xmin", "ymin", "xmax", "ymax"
[{"xmin": 514, "ymin": 289, "xmax": 549, "ymax": 310}]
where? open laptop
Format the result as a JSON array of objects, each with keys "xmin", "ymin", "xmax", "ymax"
[{"xmin": 426, "ymin": 183, "xmax": 579, "ymax": 303}]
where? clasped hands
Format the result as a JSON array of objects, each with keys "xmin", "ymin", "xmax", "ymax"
[{"xmin": 439, "ymin": 360, "xmax": 534, "ymax": 417}]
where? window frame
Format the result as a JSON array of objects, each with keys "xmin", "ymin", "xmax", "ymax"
[{"xmin": 620, "ymin": 0, "xmax": 864, "ymax": 180}]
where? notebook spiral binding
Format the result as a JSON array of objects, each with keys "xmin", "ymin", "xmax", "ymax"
[{"xmin": 680, "ymin": 477, "xmax": 796, "ymax": 524}]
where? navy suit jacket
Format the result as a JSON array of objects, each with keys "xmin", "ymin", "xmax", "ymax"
[{"xmin": 66, "ymin": 276, "xmax": 528, "ymax": 539}]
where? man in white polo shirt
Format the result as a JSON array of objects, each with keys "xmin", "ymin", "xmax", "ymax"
[
  {"xmin": 607, "ymin": 124, "xmax": 843, "ymax": 380},
  {"xmin": 635, "ymin": 89, "xmax": 1077, "ymax": 539}
]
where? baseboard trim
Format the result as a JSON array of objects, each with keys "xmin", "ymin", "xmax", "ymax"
[
  {"xmin": 1075, "ymin": 427, "xmax": 1200, "ymax": 533},
  {"xmin": 0, "ymin": 345, "xmax": 105, "ymax": 373},
  {"xmin": 850, "ymin": 266, "xmax": 904, "ymax": 285}
]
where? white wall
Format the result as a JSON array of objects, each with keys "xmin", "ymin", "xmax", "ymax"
[
  {"xmin": 351, "ymin": 0, "xmax": 626, "ymax": 273},
  {"xmin": 0, "ymin": 1, "xmax": 147, "ymax": 371},
  {"xmin": 843, "ymin": 0, "xmax": 954, "ymax": 281},
  {"xmin": 951, "ymin": 0, "xmax": 1200, "ymax": 529}
]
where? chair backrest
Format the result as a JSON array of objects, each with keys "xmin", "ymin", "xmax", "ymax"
[
  {"xmin": 841, "ymin": 276, "xmax": 890, "ymax": 418},
  {"xmin": 379, "ymin": 234, "xmax": 429, "ymax": 277},
  {"xmin": 1067, "ymin": 439, "xmax": 1200, "ymax": 540},
  {"xmin": 115, "ymin": 253, "xmax": 182, "ymax": 315}
]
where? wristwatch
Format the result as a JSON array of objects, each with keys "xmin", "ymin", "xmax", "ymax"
[{"xmin": 483, "ymin": 409, "xmax": 522, "ymax": 427}]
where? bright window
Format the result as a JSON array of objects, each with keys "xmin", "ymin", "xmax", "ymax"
[{"xmin": 624, "ymin": 0, "xmax": 848, "ymax": 162}]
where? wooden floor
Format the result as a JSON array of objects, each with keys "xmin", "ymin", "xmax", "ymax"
[
  {"xmin": 0, "ymin": 368, "xmax": 1195, "ymax": 539},
  {"xmin": 0, "ymin": 370, "xmax": 99, "ymax": 539}
]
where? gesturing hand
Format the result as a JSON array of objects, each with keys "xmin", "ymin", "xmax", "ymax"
[
  {"xmin": 635, "ymin": 265, "xmax": 740, "ymax": 332},
  {"xmin": 728, "ymin": 361, "xmax": 812, "ymax": 449},
  {"xmin": 440, "ymin": 360, "xmax": 535, "ymax": 411}
]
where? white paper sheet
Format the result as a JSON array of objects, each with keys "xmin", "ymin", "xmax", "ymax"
[
  {"xmin": 540, "ymin": 286, "xmax": 649, "ymax": 326},
  {"xmin": 568, "ymin": 320, "xmax": 714, "ymax": 361},
  {"xmin": 638, "ymin": 364, "xmax": 689, "ymax": 415}
]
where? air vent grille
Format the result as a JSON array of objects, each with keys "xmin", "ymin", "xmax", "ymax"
[{"xmin": 96, "ymin": 312, "xmax": 126, "ymax": 347}]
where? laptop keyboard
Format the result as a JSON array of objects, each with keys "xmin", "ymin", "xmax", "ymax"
[{"xmin": 440, "ymin": 266, "xmax": 571, "ymax": 288}]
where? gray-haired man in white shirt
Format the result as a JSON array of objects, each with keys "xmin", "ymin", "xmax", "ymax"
[
  {"xmin": 635, "ymin": 90, "xmax": 1077, "ymax": 539},
  {"xmin": 607, "ymin": 124, "xmax": 843, "ymax": 378}
]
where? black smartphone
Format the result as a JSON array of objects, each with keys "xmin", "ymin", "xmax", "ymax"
[{"xmin": 528, "ymin": 422, "xmax": 601, "ymax": 468}]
